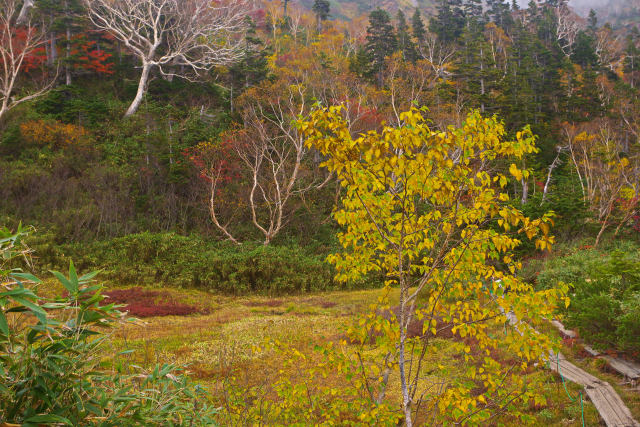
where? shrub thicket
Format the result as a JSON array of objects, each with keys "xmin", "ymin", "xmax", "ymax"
[
  {"xmin": 28, "ymin": 232, "xmax": 370, "ymax": 295},
  {"xmin": 525, "ymin": 243, "xmax": 640, "ymax": 354}
]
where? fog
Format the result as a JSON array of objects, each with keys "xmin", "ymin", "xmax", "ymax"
[
  {"xmin": 516, "ymin": 0, "xmax": 616, "ymax": 5},
  {"xmin": 515, "ymin": 0, "xmax": 636, "ymax": 17}
]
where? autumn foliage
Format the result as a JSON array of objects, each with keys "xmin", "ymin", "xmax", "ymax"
[
  {"xmin": 20, "ymin": 119, "xmax": 92, "ymax": 149},
  {"xmin": 68, "ymin": 34, "xmax": 115, "ymax": 75},
  {"xmin": 103, "ymin": 287, "xmax": 204, "ymax": 318},
  {"xmin": 6, "ymin": 27, "xmax": 46, "ymax": 73}
]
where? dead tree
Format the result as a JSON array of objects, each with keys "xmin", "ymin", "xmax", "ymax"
[
  {"xmin": 83, "ymin": 0, "xmax": 249, "ymax": 117},
  {"xmin": 0, "ymin": 0, "xmax": 56, "ymax": 122}
]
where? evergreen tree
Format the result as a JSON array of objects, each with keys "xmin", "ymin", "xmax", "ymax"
[
  {"xmin": 498, "ymin": 21, "xmax": 566, "ymax": 162},
  {"xmin": 571, "ymin": 30, "xmax": 598, "ymax": 68},
  {"xmin": 396, "ymin": 10, "xmax": 416, "ymax": 62},
  {"xmin": 349, "ymin": 45, "xmax": 372, "ymax": 79},
  {"xmin": 486, "ymin": 0, "xmax": 510, "ymax": 27},
  {"xmin": 411, "ymin": 8, "xmax": 426, "ymax": 46},
  {"xmin": 587, "ymin": 9, "xmax": 598, "ymax": 34},
  {"xmin": 365, "ymin": 9, "xmax": 397, "ymax": 83},
  {"xmin": 458, "ymin": 14, "xmax": 504, "ymax": 114},
  {"xmin": 464, "ymin": 0, "xmax": 483, "ymax": 25},
  {"xmin": 430, "ymin": 0, "xmax": 465, "ymax": 43},
  {"xmin": 229, "ymin": 16, "xmax": 271, "ymax": 110},
  {"xmin": 569, "ymin": 67, "xmax": 604, "ymax": 121},
  {"xmin": 527, "ymin": 0, "xmax": 538, "ymax": 22},
  {"xmin": 312, "ymin": 0, "xmax": 330, "ymax": 32}
]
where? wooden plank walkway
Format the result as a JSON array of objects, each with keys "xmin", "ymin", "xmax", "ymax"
[
  {"xmin": 602, "ymin": 356, "xmax": 640, "ymax": 384},
  {"xmin": 548, "ymin": 351, "xmax": 639, "ymax": 427},
  {"xmin": 501, "ymin": 308, "xmax": 639, "ymax": 426},
  {"xmin": 551, "ymin": 320, "xmax": 640, "ymax": 385}
]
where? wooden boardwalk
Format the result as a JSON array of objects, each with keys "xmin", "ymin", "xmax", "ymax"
[
  {"xmin": 548, "ymin": 351, "xmax": 639, "ymax": 427},
  {"xmin": 552, "ymin": 320, "xmax": 640, "ymax": 386},
  {"xmin": 501, "ymin": 308, "xmax": 639, "ymax": 426}
]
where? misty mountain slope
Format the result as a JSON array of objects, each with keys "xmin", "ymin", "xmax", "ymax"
[
  {"xmin": 571, "ymin": 0, "xmax": 639, "ymax": 28},
  {"xmin": 293, "ymin": 0, "xmax": 436, "ymax": 20}
]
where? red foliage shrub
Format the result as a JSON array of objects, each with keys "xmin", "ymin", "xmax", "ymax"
[{"xmin": 103, "ymin": 287, "xmax": 205, "ymax": 318}]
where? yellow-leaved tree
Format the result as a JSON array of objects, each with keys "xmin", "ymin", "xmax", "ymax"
[{"xmin": 299, "ymin": 107, "xmax": 569, "ymax": 426}]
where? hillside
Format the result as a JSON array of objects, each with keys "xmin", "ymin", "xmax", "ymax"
[
  {"xmin": 293, "ymin": 0, "xmax": 436, "ymax": 20},
  {"xmin": 571, "ymin": 0, "xmax": 640, "ymax": 28}
]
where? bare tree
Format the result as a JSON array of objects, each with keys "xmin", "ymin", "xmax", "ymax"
[
  {"xmin": 416, "ymin": 31, "xmax": 455, "ymax": 83},
  {"xmin": 203, "ymin": 81, "xmax": 331, "ymax": 245},
  {"xmin": 563, "ymin": 121, "xmax": 640, "ymax": 246},
  {"xmin": 83, "ymin": 0, "xmax": 249, "ymax": 117},
  {"xmin": 0, "ymin": 0, "xmax": 56, "ymax": 122},
  {"xmin": 554, "ymin": 3, "xmax": 581, "ymax": 56}
]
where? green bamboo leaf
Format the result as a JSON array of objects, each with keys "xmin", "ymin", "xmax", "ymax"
[
  {"xmin": 25, "ymin": 414, "xmax": 73, "ymax": 425},
  {"xmin": 11, "ymin": 272, "xmax": 42, "ymax": 284},
  {"xmin": 69, "ymin": 260, "xmax": 78, "ymax": 288},
  {"xmin": 12, "ymin": 296, "xmax": 47, "ymax": 323},
  {"xmin": 0, "ymin": 310, "xmax": 8, "ymax": 337},
  {"xmin": 51, "ymin": 270, "xmax": 77, "ymax": 294},
  {"xmin": 78, "ymin": 270, "xmax": 100, "ymax": 283}
]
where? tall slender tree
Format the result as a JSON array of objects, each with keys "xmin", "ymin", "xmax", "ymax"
[
  {"xmin": 587, "ymin": 9, "xmax": 597, "ymax": 34},
  {"xmin": 486, "ymin": 0, "xmax": 510, "ymax": 27},
  {"xmin": 365, "ymin": 8, "xmax": 397, "ymax": 84},
  {"xmin": 396, "ymin": 10, "xmax": 416, "ymax": 62},
  {"xmin": 312, "ymin": 0, "xmax": 330, "ymax": 33},
  {"xmin": 624, "ymin": 29, "xmax": 640, "ymax": 89},
  {"xmin": 411, "ymin": 8, "xmax": 426, "ymax": 45},
  {"xmin": 430, "ymin": 0, "xmax": 465, "ymax": 43}
]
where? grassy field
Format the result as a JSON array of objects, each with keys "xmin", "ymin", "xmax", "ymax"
[{"xmin": 62, "ymin": 281, "xmax": 639, "ymax": 426}]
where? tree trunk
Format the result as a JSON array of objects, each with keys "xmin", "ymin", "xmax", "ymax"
[
  {"xmin": 0, "ymin": 100, "xmax": 8, "ymax": 123},
  {"xmin": 398, "ymin": 285, "xmax": 413, "ymax": 427},
  {"xmin": 49, "ymin": 32, "xmax": 58, "ymax": 66},
  {"xmin": 595, "ymin": 206, "xmax": 613, "ymax": 247},
  {"xmin": 65, "ymin": 25, "xmax": 72, "ymax": 85},
  {"xmin": 125, "ymin": 62, "xmax": 152, "ymax": 117},
  {"xmin": 16, "ymin": 0, "xmax": 34, "ymax": 25}
]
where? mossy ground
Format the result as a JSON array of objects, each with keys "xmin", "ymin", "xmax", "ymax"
[{"xmin": 52, "ymin": 280, "xmax": 639, "ymax": 426}]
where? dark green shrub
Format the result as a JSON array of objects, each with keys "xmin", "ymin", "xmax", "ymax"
[
  {"xmin": 562, "ymin": 250, "xmax": 640, "ymax": 353},
  {"xmin": 616, "ymin": 295, "xmax": 640, "ymax": 353},
  {"xmin": 30, "ymin": 232, "xmax": 370, "ymax": 295}
]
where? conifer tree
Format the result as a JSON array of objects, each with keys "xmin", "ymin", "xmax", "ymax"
[
  {"xmin": 365, "ymin": 9, "xmax": 397, "ymax": 83},
  {"xmin": 411, "ymin": 8, "xmax": 426, "ymax": 46},
  {"xmin": 312, "ymin": 0, "xmax": 330, "ymax": 32},
  {"xmin": 463, "ymin": 0, "xmax": 483, "ymax": 24},
  {"xmin": 229, "ymin": 17, "xmax": 270, "ymax": 100},
  {"xmin": 587, "ymin": 9, "xmax": 597, "ymax": 34},
  {"xmin": 571, "ymin": 30, "xmax": 598, "ymax": 68},
  {"xmin": 430, "ymin": 0, "xmax": 465, "ymax": 43},
  {"xmin": 486, "ymin": 0, "xmax": 510, "ymax": 27},
  {"xmin": 349, "ymin": 45, "xmax": 372, "ymax": 78},
  {"xmin": 396, "ymin": 10, "xmax": 416, "ymax": 62},
  {"xmin": 569, "ymin": 67, "xmax": 604, "ymax": 121},
  {"xmin": 458, "ymin": 19, "xmax": 495, "ymax": 112},
  {"xmin": 35, "ymin": 0, "xmax": 85, "ymax": 85}
]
